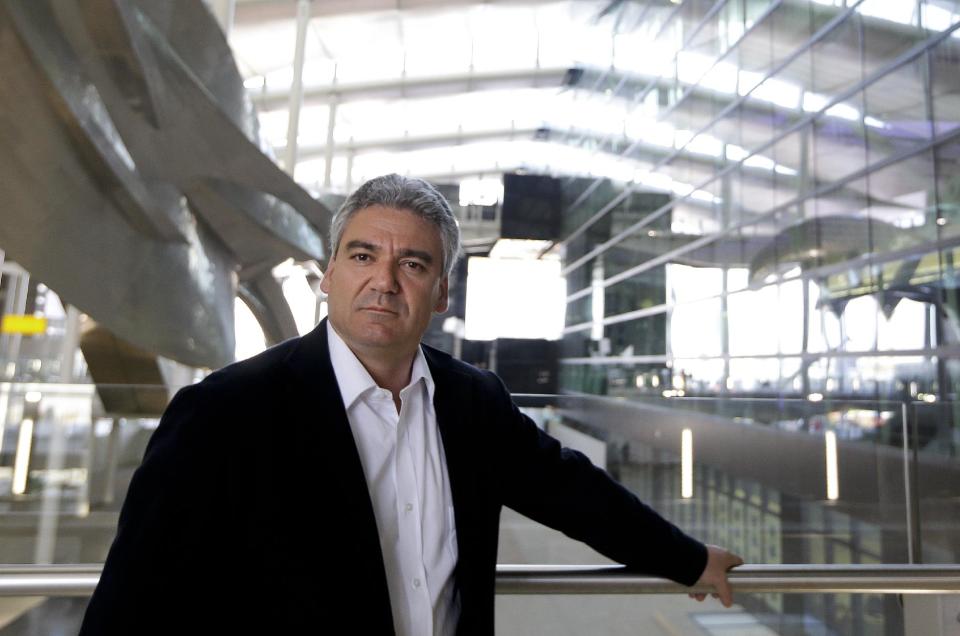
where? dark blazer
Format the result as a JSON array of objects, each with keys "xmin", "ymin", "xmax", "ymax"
[{"xmin": 79, "ymin": 318, "xmax": 707, "ymax": 635}]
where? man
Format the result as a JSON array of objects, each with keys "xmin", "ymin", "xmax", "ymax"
[{"xmin": 80, "ymin": 174, "xmax": 741, "ymax": 635}]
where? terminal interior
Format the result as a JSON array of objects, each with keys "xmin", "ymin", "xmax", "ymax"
[{"xmin": 0, "ymin": 0, "xmax": 959, "ymax": 634}]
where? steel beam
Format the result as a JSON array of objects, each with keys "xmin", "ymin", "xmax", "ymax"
[
  {"xmin": 252, "ymin": 67, "xmax": 570, "ymax": 110},
  {"xmin": 283, "ymin": 0, "xmax": 311, "ymax": 172}
]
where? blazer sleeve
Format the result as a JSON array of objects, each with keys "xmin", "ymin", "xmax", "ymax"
[
  {"xmin": 481, "ymin": 370, "xmax": 708, "ymax": 587},
  {"xmin": 79, "ymin": 384, "xmax": 234, "ymax": 635}
]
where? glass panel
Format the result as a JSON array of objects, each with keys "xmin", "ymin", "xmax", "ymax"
[
  {"xmin": 911, "ymin": 399, "xmax": 960, "ymax": 565},
  {"xmin": 929, "ymin": 32, "xmax": 960, "ymax": 137},
  {"xmin": 771, "ymin": 54, "xmax": 815, "ymax": 134},
  {"xmin": 728, "ymin": 285, "xmax": 780, "ymax": 356},
  {"xmin": 770, "ymin": 127, "xmax": 807, "ymax": 197},
  {"xmin": 536, "ymin": 393, "xmax": 916, "ymax": 590},
  {"xmin": 812, "ymin": 103, "xmax": 868, "ymax": 185},
  {"xmin": 565, "ymin": 294, "xmax": 593, "ymax": 330},
  {"xmin": 0, "ymin": 384, "xmax": 171, "ymax": 564},
  {"xmin": 605, "ymin": 314, "xmax": 668, "ymax": 356},
  {"xmin": 934, "ymin": 136, "xmax": 960, "ymax": 238},
  {"xmin": 670, "ymin": 295, "xmax": 723, "ymax": 358},
  {"xmin": 866, "ymin": 151, "xmax": 938, "ymax": 256},
  {"xmin": 736, "ymin": 1, "xmax": 777, "ymax": 78},
  {"xmin": 746, "ymin": 0, "xmax": 776, "ymax": 29},
  {"xmin": 864, "ymin": 57, "xmax": 934, "ymax": 164},
  {"xmin": 860, "ymin": 0, "xmax": 925, "ymax": 73},
  {"xmin": 562, "ymin": 178, "xmax": 623, "ymax": 251},
  {"xmin": 770, "ymin": 0, "xmax": 816, "ymax": 76},
  {"xmin": 0, "ymin": 596, "xmax": 90, "ymax": 634},
  {"xmin": 558, "ymin": 363, "xmax": 613, "ymax": 395},
  {"xmin": 811, "ymin": 11, "xmax": 864, "ymax": 97},
  {"xmin": 497, "ymin": 592, "xmax": 903, "ymax": 634},
  {"xmin": 719, "ymin": 0, "xmax": 748, "ymax": 54},
  {"xmin": 667, "ymin": 262, "xmax": 726, "ymax": 304},
  {"xmin": 603, "ymin": 265, "xmax": 667, "ymax": 315},
  {"xmin": 920, "ymin": 0, "xmax": 960, "ymax": 33},
  {"xmin": 566, "ymin": 251, "xmax": 601, "ymax": 297},
  {"xmin": 731, "ymin": 154, "xmax": 777, "ymax": 226},
  {"xmin": 814, "ymin": 177, "xmax": 869, "ymax": 219},
  {"xmin": 672, "ymin": 357, "xmax": 727, "ymax": 393},
  {"xmin": 600, "ymin": 228, "xmax": 702, "ymax": 283}
]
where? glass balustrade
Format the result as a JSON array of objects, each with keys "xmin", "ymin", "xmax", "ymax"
[{"xmin": 0, "ymin": 384, "xmax": 956, "ymax": 634}]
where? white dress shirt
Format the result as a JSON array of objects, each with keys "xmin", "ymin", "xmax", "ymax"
[{"xmin": 327, "ymin": 322, "xmax": 460, "ymax": 636}]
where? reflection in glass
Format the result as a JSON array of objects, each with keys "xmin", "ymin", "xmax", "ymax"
[{"xmin": 930, "ymin": 32, "xmax": 960, "ymax": 136}]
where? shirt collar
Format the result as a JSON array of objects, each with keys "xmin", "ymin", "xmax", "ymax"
[{"xmin": 326, "ymin": 320, "xmax": 435, "ymax": 410}]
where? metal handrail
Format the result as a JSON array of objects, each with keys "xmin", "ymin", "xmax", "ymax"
[
  {"xmin": 2, "ymin": 564, "xmax": 959, "ymax": 597},
  {"xmin": 497, "ymin": 564, "xmax": 960, "ymax": 595}
]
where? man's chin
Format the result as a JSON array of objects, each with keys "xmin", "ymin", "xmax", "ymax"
[
  {"xmin": 334, "ymin": 315, "xmax": 418, "ymax": 352},
  {"xmin": 354, "ymin": 322, "xmax": 404, "ymax": 346}
]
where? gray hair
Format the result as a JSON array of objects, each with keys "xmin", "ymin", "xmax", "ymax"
[{"xmin": 329, "ymin": 174, "xmax": 461, "ymax": 277}]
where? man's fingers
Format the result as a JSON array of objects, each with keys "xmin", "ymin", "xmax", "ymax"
[
  {"xmin": 714, "ymin": 578, "xmax": 734, "ymax": 608},
  {"xmin": 695, "ymin": 545, "xmax": 743, "ymax": 608}
]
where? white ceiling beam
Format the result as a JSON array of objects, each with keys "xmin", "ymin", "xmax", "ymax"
[
  {"xmin": 251, "ymin": 66, "xmax": 572, "ymax": 110},
  {"xmin": 292, "ymin": 126, "xmax": 543, "ymax": 158},
  {"xmin": 234, "ymin": 0, "xmax": 565, "ymax": 24}
]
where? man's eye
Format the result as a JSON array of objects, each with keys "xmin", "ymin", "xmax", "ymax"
[
  {"xmin": 352, "ymin": 254, "xmax": 370, "ymax": 262},
  {"xmin": 403, "ymin": 261, "xmax": 424, "ymax": 271}
]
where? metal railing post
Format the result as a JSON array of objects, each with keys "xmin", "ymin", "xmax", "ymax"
[{"xmin": 902, "ymin": 401, "xmax": 923, "ymax": 564}]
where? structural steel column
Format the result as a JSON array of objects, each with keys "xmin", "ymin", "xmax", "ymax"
[
  {"xmin": 58, "ymin": 305, "xmax": 81, "ymax": 383},
  {"xmin": 345, "ymin": 143, "xmax": 355, "ymax": 193},
  {"xmin": 323, "ymin": 97, "xmax": 338, "ymax": 188},
  {"xmin": 0, "ymin": 265, "xmax": 29, "ymax": 380},
  {"xmin": 284, "ymin": 0, "xmax": 312, "ymax": 174},
  {"xmin": 34, "ymin": 407, "xmax": 66, "ymax": 564},
  {"xmin": 102, "ymin": 418, "xmax": 121, "ymax": 506}
]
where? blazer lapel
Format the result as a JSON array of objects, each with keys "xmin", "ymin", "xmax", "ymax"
[
  {"xmin": 425, "ymin": 347, "xmax": 477, "ymax": 524},
  {"xmin": 281, "ymin": 319, "xmax": 394, "ymax": 630},
  {"xmin": 424, "ymin": 348, "xmax": 483, "ymax": 605}
]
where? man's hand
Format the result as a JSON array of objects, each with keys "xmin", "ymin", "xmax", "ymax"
[{"xmin": 689, "ymin": 545, "xmax": 743, "ymax": 607}]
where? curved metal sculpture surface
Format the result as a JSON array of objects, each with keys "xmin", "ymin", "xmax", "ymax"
[{"xmin": 0, "ymin": 0, "xmax": 332, "ymax": 368}]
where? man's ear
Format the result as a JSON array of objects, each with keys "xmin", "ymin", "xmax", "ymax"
[
  {"xmin": 434, "ymin": 276, "xmax": 449, "ymax": 313},
  {"xmin": 319, "ymin": 259, "xmax": 335, "ymax": 294}
]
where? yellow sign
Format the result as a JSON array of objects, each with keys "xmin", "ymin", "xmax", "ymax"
[{"xmin": 1, "ymin": 315, "xmax": 47, "ymax": 335}]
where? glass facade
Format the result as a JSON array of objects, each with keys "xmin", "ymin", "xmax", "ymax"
[
  {"xmin": 556, "ymin": 2, "xmax": 960, "ymax": 631},
  {"xmin": 560, "ymin": 0, "xmax": 960, "ymax": 427}
]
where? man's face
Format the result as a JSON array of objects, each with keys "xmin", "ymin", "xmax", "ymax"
[{"xmin": 320, "ymin": 205, "xmax": 449, "ymax": 360}]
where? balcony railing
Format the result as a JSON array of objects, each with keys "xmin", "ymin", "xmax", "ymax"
[
  {"xmin": 2, "ymin": 564, "xmax": 959, "ymax": 597},
  {"xmin": 1, "ymin": 384, "xmax": 958, "ymax": 633}
]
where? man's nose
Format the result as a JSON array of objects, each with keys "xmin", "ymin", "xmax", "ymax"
[{"xmin": 370, "ymin": 260, "xmax": 400, "ymax": 294}]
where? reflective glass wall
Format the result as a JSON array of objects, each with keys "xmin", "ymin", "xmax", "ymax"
[{"xmin": 556, "ymin": 1, "xmax": 960, "ymax": 631}]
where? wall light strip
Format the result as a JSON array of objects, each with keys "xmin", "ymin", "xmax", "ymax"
[
  {"xmin": 681, "ymin": 428, "xmax": 694, "ymax": 499},
  {"xmin": 825, "ymin": 430, "xmax": 839, "ymax": 501},
  {"xmin": 12, "ymin": 418, "xmax": 34, "ymax": 496}
]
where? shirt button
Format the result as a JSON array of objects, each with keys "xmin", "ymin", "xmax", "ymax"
[
  {"xmin": 413, "ymin": 578, "xmax": 421, "ymax": 588},
  {"xmin": 405, "ymin": 503, "xmax": 413, "ymax": 512}
]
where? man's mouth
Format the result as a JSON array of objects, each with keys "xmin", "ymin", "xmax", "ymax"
[{"xmin": 361, "ymin": 306, "xmax": 398, "ymax": 315}]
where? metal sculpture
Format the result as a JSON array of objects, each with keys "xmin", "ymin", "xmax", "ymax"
[{"xmin": 0, "ymin": 0, "xmax": 332, "ymax": 369}]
